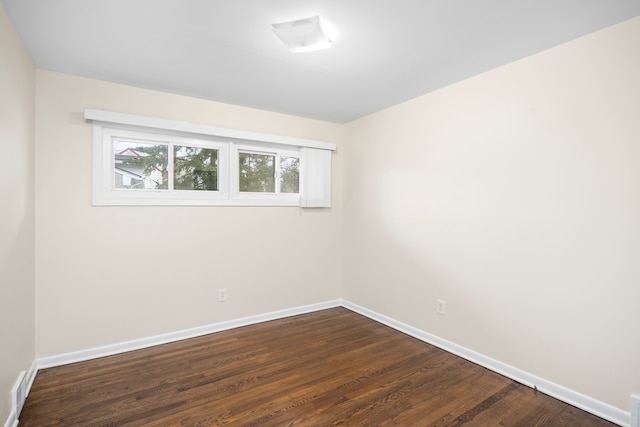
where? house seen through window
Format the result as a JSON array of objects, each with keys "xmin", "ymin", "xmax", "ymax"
[{"xmin": 113, "ymin": 140, "xmax": 220, "ymax": 192}]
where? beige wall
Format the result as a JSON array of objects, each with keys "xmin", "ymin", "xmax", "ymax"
[
  {"xmin": 34, "ymin": 70, "xmax": 344, "ymax": 357},
  {"xmin": 0, "ymin": 3, "xmax": 36, "ymax": 423},
  {"xmin": 343, "ymin": 17, "xmax": 640, "ymax": 411}
]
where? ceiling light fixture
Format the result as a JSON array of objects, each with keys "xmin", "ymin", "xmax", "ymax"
[{"xmin": 271, "ymin": 16, "xmax": 332, "ymax": 53}]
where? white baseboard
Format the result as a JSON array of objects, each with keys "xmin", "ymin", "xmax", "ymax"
[
  {"xmin": 24, "ymin": 359, "xmax": 37, "ymax": 406},
  {"xmin": 3, "ymin": 412, "xmax": 17, "ymax": 427},
  {"xmin": 630, "ymin": 395, "xmax": 640, "ymax": 427},
  {"xmin": 340, "ymin": 299, "xmax": 629, "ymax": 427},
  {"xmin": 37, "ymin": 300, "xmax": 342, "ymax": 369},
  {"xmin": 27, "ymin": 298, "xmax": 628, "ymax": 426}
]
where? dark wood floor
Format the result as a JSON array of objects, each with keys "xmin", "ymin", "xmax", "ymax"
[{"xmin": 20, "ymin": 307, "xmax": 616, "ymax": 426}]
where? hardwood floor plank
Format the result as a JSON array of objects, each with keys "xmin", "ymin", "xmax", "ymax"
[{"xmin": 19, "ymin": 308, "xmax": 618, "ymax": 426}]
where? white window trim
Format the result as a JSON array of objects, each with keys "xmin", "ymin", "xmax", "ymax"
[
  {"xmin": 86, "ymin": 109, "xmax": 335, "ymax": 207},
  {"xmin": 85, "ymin": 109, "xmax": 335, "ymax": 150}
]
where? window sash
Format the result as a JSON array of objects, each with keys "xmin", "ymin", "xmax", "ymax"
[
  {"xmin": 231, "ymin": 144, "xmax": 300, "ymax": 202},
  {"xmin": 236, "ymin": 149, "xmax": 300, "ymax": 196},
  {"xmin": 96, "ymin": 127, "xmax": 229, "ymax": 204}
]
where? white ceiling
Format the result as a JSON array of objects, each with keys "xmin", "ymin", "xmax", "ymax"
[{"xmin": 3, "ymin": 0, "xmax": 639, "ymax": 123}]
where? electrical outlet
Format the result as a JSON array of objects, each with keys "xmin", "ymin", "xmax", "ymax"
[
  {"xmin": 219, "ymin": 288, "xmax": 227, "ymax": 302},
  {"xmin": 436, "ymin": 299, "xmax": 446, "ymax": 315}
]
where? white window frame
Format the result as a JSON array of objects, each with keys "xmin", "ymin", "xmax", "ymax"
[
  {"xmin": 86, "ymin": 109, "xmax": 335, "ymax": 207},
  {"xmin": 98, "ymin": 127, "xmax": 229, "ymax": 205},
  {"xmin": 231, "ymin": 142, "xmax": 301, "ymax": 203}
]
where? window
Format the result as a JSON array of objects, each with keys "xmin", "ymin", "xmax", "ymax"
[
  {"xmin": 232, "ymin": 144, "xmax": 301, "ymax": 202},
  {"xmin": 239, "ymin": 151, "xmax": 277, "ymax": 193},
  {"xmin": 96, "ymin": 127, "xmax": 228, "ymax": 204},
  {"xmin": 87, "ymin": 109, "xmax": 334, "ymax": 206},
  {"xmin": 114, "ymin": 140, "xmax": 167, "ymax": 190},
  {"xmin": 113, "ymin": 138, "xmax": 221, "ymax": 192},
  {"xmin": 174, "ymin": 146, "xmax": 219, "ymax": 191}
]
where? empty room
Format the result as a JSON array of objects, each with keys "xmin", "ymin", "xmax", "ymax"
[{"xmin": 1, "ymin": 1, "xmax": 639, "ymax": 426}]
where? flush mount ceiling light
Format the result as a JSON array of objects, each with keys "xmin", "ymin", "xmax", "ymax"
[{"xmin": 271, "ymin": 16, "xmax": 332, "ymax": 53}]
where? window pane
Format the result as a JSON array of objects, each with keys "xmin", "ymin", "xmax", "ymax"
[
  {"xmin": 113, "ymin": 140, "xmax": 168, "ymax": 190},
  {"xmin": 174, "ymin": 146, "xmax": 219, "ymax": 191},
  {"xmin": 280, "ymin": 156, "xmax": 300, "ymax": 194},
  {"xmin": 239, "ymin": 152, "xmax": 275, "ymax": 192}
]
